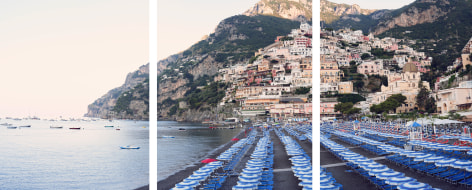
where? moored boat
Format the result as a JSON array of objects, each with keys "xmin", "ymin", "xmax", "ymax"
[
  {"xmin": 69, "ymin": 127, "xmax": 81, "ymax": 130},
  {"xmin": 104, "ymin": 125, "xmax": 114, "ymax": 128},
  {"xmin": 162, "ymin": 136, "xmax": 175, "ymax": 138},
  {"xmin": 50, "ymin": 126, "xmax": 63, "ymax": 129},
  {"xmin": 120, "ymin": 146, "xmax": 140, "ymax": 149},
  {"xmin": 19, "ymin": 125, "xmax": 31, "ymax": 128},
  {"xmin": 7, "ymin": 126, "xmax": 17, "ymax": 129},
  {"xmin": 178, "ymin": 128, "xmax": 186, "ymax": 131}
]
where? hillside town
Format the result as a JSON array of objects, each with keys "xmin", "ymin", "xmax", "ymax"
[
  {"xmin": 214, "ymin": 22, "xmax": 313, "ymax": 122},
  {"xmin": 320, "ymin": 28, "xmax": 472, "ymax": 122}
]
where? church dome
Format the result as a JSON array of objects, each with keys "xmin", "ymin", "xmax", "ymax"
[{"xmin": 403, "ymin": 62, "xmax": 418, "ymax": 73}]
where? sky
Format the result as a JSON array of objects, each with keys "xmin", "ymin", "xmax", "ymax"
[
  {"xmin": 328, "ymin": 0, "xmax": 416, "ymax": 10},
  {"xmin": 0, "ymin": 0, "xmax": 148, "ymax": 119},
  {"xmin": 157, "ymin": 0, "xmax": 259, "ymax": 61}
]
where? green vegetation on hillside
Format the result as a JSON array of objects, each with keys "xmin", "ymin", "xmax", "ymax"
[{"xmin": 113, "ymin": 79, "xmax": 149, "ymax": 115}]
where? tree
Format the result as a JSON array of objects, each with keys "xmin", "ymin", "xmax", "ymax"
[
  {"xmin": 361, "ymin": 53, "xmax": 370, "ymax": 60},
  {"xmin": 349, "ymin": 60, "xmax": 356, "ymax": 66},
  {"xmin": 337, "ymin": 94, "xmax": 366, "ymax": 104},
  {"xmin": 354, "ymin": 81, "xmax": 364, "ymax": 92},
  {"xmin": 416, "ymin": 82, "xmax": 435, "ymax": 113},
  {"xmin": 369, "ymin": 94, "xmax": 406, "ymax": 114},
  {"xmin": 335, "ymin": 102, "xmax": 361, "ymax": 116}
]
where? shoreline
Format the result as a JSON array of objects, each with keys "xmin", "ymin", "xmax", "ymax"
[{"xmin": 156, "ymin": 128, "xmax": 247, "ymax": 190}]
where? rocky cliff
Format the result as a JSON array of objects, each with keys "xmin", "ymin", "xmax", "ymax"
[
  {"xmin": 320, "ymin": 0, "xmax": 376, "ymax": 24},
  {"xmin": 373, "ymin": 0, "xmax": 451, "ymax": 35},
  {"xmin": 85, "ymin": 64, "xmax": 149, "ymax": 120},
  {"xmin": 243, "ymin": 0, "xmax": 312, "ymax": 21}
]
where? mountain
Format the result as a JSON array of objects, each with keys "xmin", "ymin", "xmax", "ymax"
[
  {"xmin": 320, "ymin": 0, "xmax": 377, "ymax": 24},
  {"xmin": 85, "ymin": 64, "xmax": 149, "ymax": 120},
  {"xmin": 243, "ymin": 0, "xmax": 312, "ymax": 22},
  {"xmin": 156, "ymin": 0, "xmax": 310, "ymax": 121},
  {"xmin": 323, "ymin": 0, "xmax": 472, "ymax": 76}
]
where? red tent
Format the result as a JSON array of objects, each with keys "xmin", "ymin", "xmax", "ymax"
[{"xmin": 201, "ymin": 158, "xmax": 218, "ymax": 163}]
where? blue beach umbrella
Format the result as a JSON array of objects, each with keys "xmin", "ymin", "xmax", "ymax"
[
  {"xmin": 320, "ymin": 184, "xmax": 339, "ymax": 190},
  {"xmin": 386, "ymin": 176, "xmax": 416, "ymax": 186},
  {"xmin": 413, "ymin": 154, "xmax": 433, "ymax": 161},
  {"xmin": 377, "ymin": 171, "xmax": 404, "ymax": 180},
  {"xmin": 423, "ymin": 156, "xmax": 445, "ymax": 163},
  {"xmin": 411, "ymin": 122, "xmax": 421, "ymax": 127},
  {"xmin": 368, "ymin": 167, "xmax": 392, "ymax": 176},
  {"xmin": 175, "ymin": 180, "xmax": 199, "ymax": 188},
  {"xmin": 397, "ymin": 182, "xmax": 431, "ymax": 190},
  {"xmin": 363, "ymin": 163, "xmax": 387, "ymax": 171},
  {"xmin": 451, "ymin": 160, "xmax": 472, "ymax": 169},
  {"xmin": 435, "ymin": 158, "xmax": 457, "ymax": 167},
  {"xmin": 465, "ymin": 165, "xmax": 472, "ymax": 172}
]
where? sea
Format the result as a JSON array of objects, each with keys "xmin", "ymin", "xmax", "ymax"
[
  {"xmin": 0, "ymin": 118, "xmax": 149, "ymax": 190},
  {"xmin": 157, "ymin": 121, "xmax": 243, "ymax": 181}
]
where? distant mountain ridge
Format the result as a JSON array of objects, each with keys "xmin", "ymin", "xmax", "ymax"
[
  {"xmin": 320, "ymin": 0, "xmax": 377, "ymax": 24},
  {"xmin": 244, "ymin": 0, "xmax": 312, "ymax": 22}
]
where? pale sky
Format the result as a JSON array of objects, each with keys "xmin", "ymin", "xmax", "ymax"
[
  {"xmin": 0, "ymin": 0, "xmax": 148, "ymax": 119},
  {"xmin": 157, "ymin": 0, "xmax": 259, "ymax": 61},
  {"xmin": 327, "ymin": 0, "xmax": 416, "ymax": 10}
]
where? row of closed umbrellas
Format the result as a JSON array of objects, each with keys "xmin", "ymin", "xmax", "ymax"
[
  {"xmin": 275, "ymin": 128, "xmax": 312, "ymax": 190},
  {"xmin": 321, "ymin": 133, "xmax": 437, "ymax": 190}
]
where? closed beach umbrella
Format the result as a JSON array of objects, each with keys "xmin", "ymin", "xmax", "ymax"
[
  {"xmin": 377, "ymin": 171, "xmax": 404, "ymax": 180},
  {"xmin": 451, "ymin": 160, "xmax": 472, "ymax": 169},
  {"xmin": 201, "ymin": 158, "xmax": 218, "ymax": 163},
  {"xmin": 363, "ymin": 163, "xmax": 386, "ymax": 171},
  {"xmin": 368, "ymin": 167, "xmax": 392, "ymax": 176},
  {"xmin": 423, "ymin": 156, "xmax": 444, "ymax": 163},
  {"xmin": 397, "ymin": 182, "xmax": 431, "ymax": 190},
  {"xmin": 435, "ymin": 158, "xmax": 456, "ymax": 167},
  {"xmin": 465, "ymin": 165, "xmax": 472, "ymax": 172},
  {"xmin": 413, "ymin": 154, "xmax": 433, "ymax": 161},
  {"xmin": 386, "ymin": 176, "xmax": 416, "ymax": 186}
]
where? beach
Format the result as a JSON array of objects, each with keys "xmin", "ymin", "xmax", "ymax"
[{"xmin": 157, "ymin": 124, "xmax": 312, "ymax": 190}]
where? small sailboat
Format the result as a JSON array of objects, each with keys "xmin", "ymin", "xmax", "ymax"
[
  {"xmin": 19, "ymin": 125, "xmax": 31, "ymax": 128},
  {"xmin": 120, "ymin": 145, "xmax": 140, "ymax": 149},
  {"xmin": 69, "ymin": 127, "xmax": 81, "ymax": 130},
  {"xmin": 7, "ymin": 126, "xmax": 17, "ymax": 129},
  {"xmin": 50, "ymin": 126, "xmax": 63, "ymax": 129}
]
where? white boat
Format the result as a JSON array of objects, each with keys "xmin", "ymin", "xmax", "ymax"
[
  {"xmin": 19, "ymin": 125, "xmax": 31, "ymax": 128},
  {"xmin": 50, "ymin": 126, "xmax": 63, "ymax": 129},
  {"xmin": 7, "ymin": 126, "xmax": 17, "ymax": 129},
  {"xmin": 161, "ymin": 136, "xmax": 175, "ymax": 138},
  {"xmin": 120, "ymin": 146, "xmax": 140, "ymax": 149}
]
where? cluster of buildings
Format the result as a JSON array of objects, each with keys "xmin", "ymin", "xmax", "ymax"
[
  {"xmin": 214, "ymin": 23, "xmax": 313, "ymax": 122},
  {"xmin": 320, "ymin": 29, "xmax": 433, "ymax": 119},
  {"xmin": 320, "ymin": 29, "xmax": 472, "ymax": 120}
]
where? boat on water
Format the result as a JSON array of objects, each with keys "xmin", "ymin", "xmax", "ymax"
[
  {"xmin": 104, "ymin": 125, "xmax": 114, "ymax": 128},
  {"xmin": 162, "ymin": 136, "xmax": 175, "ymax": 138},
  {"xmin": 19, "ymin": 125, "xmax": 31, "ymax": 128},
  {"xmin": 69, "ymin": 127, "xmax": 81, "ymax": 130},
  {"xmin": 7, "ymin": 126, "xmax": 17, "ymax": 129},
  {"xmin": 0, "ymin": 123, "xmax": 11, "ymax": 126},
  {"xmin": 178, "ymin": 128, "xmax": 186, "ymax": 131},
  {"xmin": 120, "ymin": 146, "xmax": 140, "ymax": 149},
  {"xmin": 50, "ymin": 126, "xmax": 63, "ymax": 129}
]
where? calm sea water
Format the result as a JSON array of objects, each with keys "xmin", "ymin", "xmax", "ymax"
[
  {"xmin": 0, "ymin": 118, "xmax": 149, "ymax": 190},
  {"xmin": 157, "ymin": 121, "xmax": 243, "ymax": 181}
]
